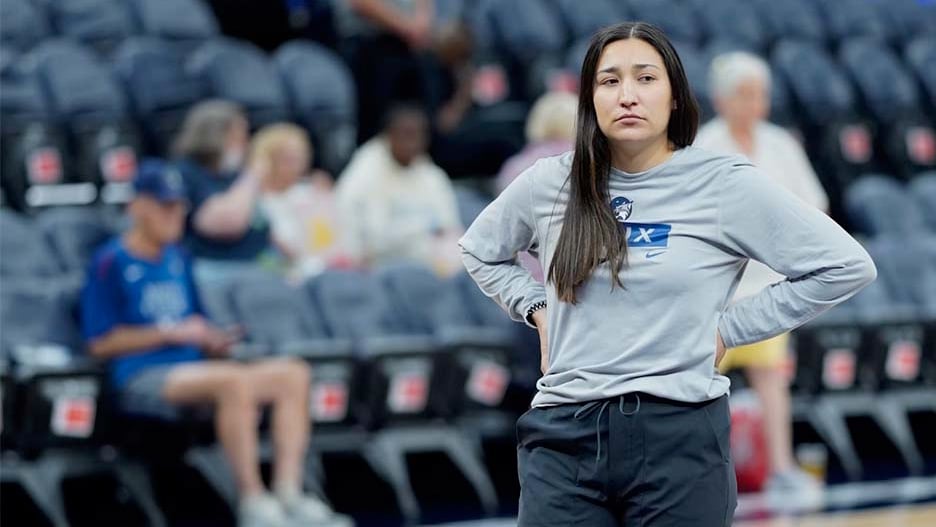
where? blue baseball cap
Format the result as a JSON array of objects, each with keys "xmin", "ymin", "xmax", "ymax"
[{"xmin": 133, "ymin": 159, "xmax": 187, "ymax": 202}]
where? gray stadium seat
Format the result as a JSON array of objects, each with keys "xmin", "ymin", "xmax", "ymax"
[
  {"xmin": 844, "ymin": 175, "xmax": 928, "ymax": 236},
  {"xmin": 113, "ymin": 37, "xmax": 206, "ymax": 156},
  {"xmin": 187, "ymin": 37, "xmax": 290, "ymax": 129},
  {"xmin": 909, "ymin": 172, "xmax": 936, "ymax": 232},
  {"xmin": 273, "ymin": 41, "xmax": 357, "ymax": 175},
  {"xmin": 129, "ymin": 0, "xmax": 219, "ymax": 53},
  {"xmin": 0, "ymin": 0, "xmax": 51, "ymax": 52},
  {"xmin": 46, "ymin": 0, "xmax": 136, "ymax": 56}
]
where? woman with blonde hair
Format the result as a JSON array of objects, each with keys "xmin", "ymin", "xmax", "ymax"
[{"xmin": 250, "ymin": 123, "xmax": 350, "ymax": 279}]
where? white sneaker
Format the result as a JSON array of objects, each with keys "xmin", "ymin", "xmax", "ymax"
[
  {"xmin": 239, "ymin": 493, "xmax": 290, "ymax": 527},
  {"xmin": 765, "ymin": 468, "xmax": 825, "ymax": 513},
  {"xmin": 280, "ymin": 492, "xmax": 354, "ymax": 527}
]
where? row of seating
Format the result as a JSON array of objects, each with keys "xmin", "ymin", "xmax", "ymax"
[{"xmin": 0, "ymin": 34, "xmax": 357, "ymax": 212}]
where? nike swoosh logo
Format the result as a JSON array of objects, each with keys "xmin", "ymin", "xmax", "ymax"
[{"xmin": 645, "ymin": 250, "xmax": 666, "ymax": 259}]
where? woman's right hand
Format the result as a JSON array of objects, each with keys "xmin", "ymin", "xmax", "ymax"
[{"xmin": 531, "ymin": 309, "xmax": 549, "ymax": 375}]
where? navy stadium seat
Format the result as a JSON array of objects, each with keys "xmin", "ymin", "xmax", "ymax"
[
  {"xmin": 688, "ymin": 0, "xmax": 769, "ymax": 52},
  {"xmin": 905, "ymin": 36, "xmax": 936, "ymax": 117},
  {"xmin": 128, "ymin": 0, "xmax": 219, "ymax": 53},
  {"xmin": 0, "ymin": 51, "xmax": 73, "ymax": 211},
  {"xmin": 628, "ymin": 0, "xmax": 705, "ymax": 48},
  {"xmin": 844, "ymin": 175, "xmax": 928, "ymax": 237},
  {"xmin": 187, "ymin": 37, "xmax": 290, "ymax": 129},
  {"xmin": 0, "ymin": 210, "xmax": 63, "ymax": 278},
  {"xmin": 772, "ymin": 40, "xmax": 856, "ymax": 126},
  {"xmin": 885, "ymin": 0, "xmax": 936, "ymax": 44},
  {"xmin": 750, "ymin": 0, "xmax": 826, "ymax": 45},
  {"xmin": 0, "ymin": 0, "xmax": 51, "ymax": 52},
  {"xmin": 46, "ymin": 0, "xmax": 136, "ymax": 56},
  {"xmin": 113, "ymin": 37, "xmax": 205, "ymax": 156},
  {"xmin": 815, "ymin": 0, "xmax": 892, "ymax": 45},
  {"xmin": 473, "ymin": 0, "xmax": 565, "ymax": 64},
  {"xmin": 839, "ymin": 38, "xmax": 934, "ymax": 177},
  {"xmin": 909, "ymin": 172, "xmax": 936, "ymax": 232},
  {"xmin": 273, "ymin": 41, "xmax": 357, "ymax": 175},
  {"xmin": 28, "ymin": 40, "xmax": 141, "ymax": 200}
]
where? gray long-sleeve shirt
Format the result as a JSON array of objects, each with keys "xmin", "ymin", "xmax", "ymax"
[{"xmin": 459, "ymin": 147, "xmax": 877, "ymax": 407}]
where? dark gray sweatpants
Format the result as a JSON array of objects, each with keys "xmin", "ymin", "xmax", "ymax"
[{"xmin": 516, "ymin": 393, "xmax": 736, "ymax": 526}]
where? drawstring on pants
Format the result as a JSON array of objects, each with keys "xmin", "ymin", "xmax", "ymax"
[{"xmin": 574, "ymin": 393, "xmax": 641, "ymax": 463}]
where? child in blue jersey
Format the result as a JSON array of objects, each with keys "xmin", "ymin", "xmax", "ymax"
[{"xmin": 82, "ymin": 160, "xmax": 352, "ymax": 527}]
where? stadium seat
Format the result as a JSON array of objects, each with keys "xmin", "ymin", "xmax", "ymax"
[
  {"xmin": 380, "ymin": 264, "xmax": 517, "ymax": 418},
  {"xmin": 45, "ymin": 0, "xmax": 136, "ymax": 57},
  {"xmin": 909, "ymin": 172, "xmax": 936, "ymax": 232},
  {"xmin": 671, "ymin": 42, "xmax": 713, "ymax": 120},
  {"xmin": 551, "ymin": 0, "xmax": 625, "ymax": 41},
  {"xmin": 0, "ymin": 279, "xmax": 168, "ymax": 527},
  {"xmin": 128, "ymin": 0, "xmax": 220, "ymax": 53},
  {"xmin": 839, "ymin": 38, "xmax": 933, "ymax": 177},
  {"xmin": 0, "ymin": 51, "xmax": 77, "ymax": 211},
  {"xmin": 473, "ymin": 0, "xmax": 565, "ymax": 65},
  {"xmin": 0, "ymin": 0, "xmax": 51, "ymax": 52},
  {"xmin": 113, "ymin": 37, "xmax": 206, "ymax": 156},
  {"xmin": 36, "ymin": 206, "xmax": 117, "ymax": 275},
  {"xmin": 453, "ymin": 185, "xmax": 490, "ymax": 228},
  {"xmin": 308, "ymin": 269, "xmax": 499, "ymax": 522},
  {"xmin": 628, "ymin": 0, "xmax": 705, "ymax": 48},
  {"xmin": 772, "ymin": 40, "xmax": 872, "ymax": 196},
  {"xmin": 273, "ymin": 41, "xmax": 357, "ymax": 175},
  {"xmin": 844, "ymin": 175, "xmax": 928, "ymax": 237},
  {"xmin": 28, "ymin": 40, "xmax": 141, "ymax": 203},
  {"xmin": 688, "ymin": 0, "xmax": 769, "ymax": 53},
  {"xmin": 885, "ymin": 0, "xmax": 936, "ymax": 45},
  {"xmin": 815, "ymin": 0, "xmax": 892, "ymax": 45},
  {"xmin": 0, "ymin": 210, "xmax": 63, "ymax": 278},
  {"xmin": 905, "ymin": 36, "xmax": 936, "ymax": 119},
  {"xmin": 187, "ymin": 37, "xmax": 291, "ymax": 129},
  {"xmin": 750, "ymin": 0, "xmax": 826, "ymax": 45}
]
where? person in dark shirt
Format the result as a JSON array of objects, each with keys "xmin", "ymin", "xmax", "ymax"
[
  {"xmin": 82, "ymin": 160, "xmax": 352, "ymax": 527},
  {"xmin": 171, "ymin": 100, "xmax": 277, "ymax": 283}
]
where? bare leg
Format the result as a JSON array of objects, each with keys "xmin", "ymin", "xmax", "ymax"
[
  {"xmin": 163, "ymin": 362, "xmax": 264, "ymax": 497},
  {"xmin": 747, "ymin": 365, "xmax": 795, "ymax": 474},
  {"xmin": 246, "ymin": 358, "xmax": 312, "ymax": 495}
]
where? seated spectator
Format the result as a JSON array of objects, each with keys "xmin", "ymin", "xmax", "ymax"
[
  {"xmin": 695, "ymin": 51, "xmax": 827, "ymax": 505},
  {"xmin": 496, "ymin": 91, "xmax": 578, "ymax": 192},
  {"xmin": 81, "ymin": 160, "xmax": 352, "ymax": 527},
  {"xmin": 335, "ymin": 0, "xmax": 439, "ymax": 142},
  {"xmin": 336, "ymin": 104, "xmax": 463, "ymax": 275},
  {"xmin": 171, "ymin": 100, "xmax": 277, "ymax": 284},
  {"xmin": 251, "ymin": 123, "xmax": 352, "ymax": 280},
  {"xmin": 429, "ymin": 21, "xmax": 524, "ymax": 178},
  {"xmin": 495, "ymin": 91, "xmax": 577, "ymax": 283}
]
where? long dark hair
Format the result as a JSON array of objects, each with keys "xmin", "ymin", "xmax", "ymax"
[{"xmin": 547, "ymin": 22, "xmax": 700, "ymax": 304}]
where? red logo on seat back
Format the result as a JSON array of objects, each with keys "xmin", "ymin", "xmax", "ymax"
[
  {"xmin": 27, "ymin": 148, "xmax": 63, "ymax": 185},
  {"xmin": 466, "ymin": 361, "xmax": 510, "ymax": 406},
  {"xmin": 839, "ymin": 125, "xmax": 872, "ymax": 164},
  {"xmin": 886, "ymin": 340, "xmax": 921, "ymax": 382},
  {"xmin": 473, "ymin": 65, "xmax": 508, "ymax": 106},
  {"xmin": 823, "ymin": 348, "xmax": 856, "ymax": 390},
  {"xmin": 100, "ymin": 147, "xmax": 137, "ymax": 183},
  {"xmin": 388, "ymin": 372, "xmax": 428, "ymax": 414},
  {"xmin": 906, "ymin": 127, "xmax": 936, "ymax": 166},
  {"xmin": 51, "ymin": 396, "xmax": 95, "ymax": 438},
  {"xmin": 311, "ymin": 381, "xmax": 349, "ymax": 423}
]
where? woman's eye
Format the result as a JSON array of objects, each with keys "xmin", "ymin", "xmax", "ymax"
[
  {"xmin": 601, "ymin": 78, "xmax": 618, "ymax": 86},
  {"xmin": 639, "ymin": 75, "xmax": 655, "ymax": 83}
]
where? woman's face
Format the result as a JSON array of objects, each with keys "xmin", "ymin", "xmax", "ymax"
[
  {"xmin": 716, "ymin": 77, "xmax": 770, "ymax": 132},
  {"xmin": 592, "ymin": 38, "xmax": 673, "ymax": 152},
  {"xmin": 268, "ymin": 136, "xmax": 309, "ymax": 192}
]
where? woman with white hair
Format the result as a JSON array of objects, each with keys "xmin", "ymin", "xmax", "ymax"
[{"xmin": 695, "ymin": 51, "xmax": 828, "ymax": 507}]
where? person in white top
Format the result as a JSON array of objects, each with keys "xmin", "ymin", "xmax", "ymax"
[
  {"xmin": 251, "ymin": 123, "xmax": 352, "ymax": 280},
  {"xmin": 335, "ymin": 104, "xmax": 463, "ymax": 275},
  {"xmin": 695, "ymin": 51, "xmax": 828, "ymax": 507}
]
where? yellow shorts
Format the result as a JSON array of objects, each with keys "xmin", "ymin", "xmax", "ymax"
[{"xmin": 718, "ymin": 333, "xmax": 790, "ymax": 373}]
